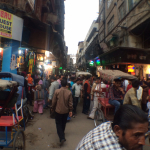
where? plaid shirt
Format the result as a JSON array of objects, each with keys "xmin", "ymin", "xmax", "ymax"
[
  {"xmin": 109, "ymin": 85, "xmax": 124, "ymax": 100},
  {"xmin": 76, "ymin": 122, "xmax": 126, "ymax": 150}
]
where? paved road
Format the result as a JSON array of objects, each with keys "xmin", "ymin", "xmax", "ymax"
[
  {"xmin": 23, "ymin": 103, "xmax": 95, "ymax": 150},
  {"xmin": 3, "ymin": 101, "xmax": 150, "ymax": 150}
]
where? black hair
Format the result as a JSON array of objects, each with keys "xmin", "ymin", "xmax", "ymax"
[
  {"xmin": 61, "ymin": 79, "xmax": 67, "ymax": 87},
  {"xmin": 51, "ymin": 76, "xmax": 56, "ymax": 80},
  {"xmin": 76, "ymin": 78, "xmax": 81, "ymax": 82},
  {"xmin": 86, "ymin": 75, "xmax": 91, "ymax": 80},
  {"xmin": 67, "ymin": 83, "xmax": 71, "ymax": 88},
  {"xmin": 132, "ymin": 79, "xmax": 140, "ymax": 88},
  {"xmin": 143, "ymin": 81, "xmax": 149, "ymax": 86},
  {"xmin": 114, "ymin": 79, "xmax": 122, "ymax": 82},
  {"xmin": 112, "ymin": 105, "xmax": 148, "ymax": 131},
  {"xmin": 96, "ymin": 77, "xmax": 100, "ymax": 80},
  {"xmin": 71, "ymin": 77, "xmax": 74, "ymax": 81},
  {"xmin": 62, "ymin": 77, "xmax": 67, "ymax": 80}
]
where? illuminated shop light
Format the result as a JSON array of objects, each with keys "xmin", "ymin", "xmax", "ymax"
[
  {"xmin": 96, "ymin": 59, "xmax": 100, "ymax": 65},
  {"xmin": 18, "ymin": 50, "xmax": 22, "ymax": 54}
]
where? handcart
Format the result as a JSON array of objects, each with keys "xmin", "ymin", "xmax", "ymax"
[
  {"xmin": 0, "ymin": 72, "xmax": 25, "ymax": 150},
  {"xmin": 94, "ymin": 70, "xmax": 137, "ymax": 126}
]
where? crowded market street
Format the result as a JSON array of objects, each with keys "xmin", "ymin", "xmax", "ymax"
[
  {"xmin": 3, "ymin": 101, "xmax": 150, "ymax": 150},
  {"xmin": 1, "ymin": 0, "xmax": 150, "ymax": 150}
]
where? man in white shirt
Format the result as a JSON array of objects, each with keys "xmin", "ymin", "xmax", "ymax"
[
  {"xmin": 72, "ymin": 79, "xmax": 82, "ymax": 117},
  {"xmin": 88, "ymin": 77, "xmax": 101, "ymax": 120}
]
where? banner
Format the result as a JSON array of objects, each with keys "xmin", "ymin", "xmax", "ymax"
[
  {"xmin": 0, "ymin": 9, "xmax": 13, "ymax": 39},
  {"xmin": 0, "ymin": 9, "xmax": 23, "ymax": 41}
]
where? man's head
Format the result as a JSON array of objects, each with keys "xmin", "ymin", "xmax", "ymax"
[
  {"xmin": 76, "ymin": 79, "xmax": 81, "ymax": 85},
  {"xmin": 114, "ymin": 79, "xmax": 122, "ymax": 88},
  {"xmin": 128, "ymin": 80, "xmax": 132, "ymax": 85},
  {"xmin": 112, "ymin": 105, "xmax": 148, "ymax": 150},
  {"xmin": 51, "ymin": 76, "xmax": 56, "ymax": 82},
  {"xmin": 132, "ymin": 79, "xmax": 140, "ymax": 90},
  {"xmin": 61, "ymin": 75, "xmax": 64, "ymax": 80},
  {"xmin": 86, "ymin": 75, "xmax": 91, "ymax": 81},
  {"xmin": 61, "ymin": 79, "xmax": 67, "ymax": 87},
  {"xmin": 95, "ymin": 77, "xmax": 100, "ymax": 84}
]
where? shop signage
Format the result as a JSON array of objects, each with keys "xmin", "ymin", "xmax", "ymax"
[
  {"xmin": 89, "ymin": 60, "xmax": 94, "ymax": 67},
  {"xmin": 96, "ymin": 59, "xmax": 100, "ymax": 66},
  {"xmin": 0, "ymin": 9, "xmax": 13, "ymax": 39},
  {"xmin": 128, "ymin": 65, "xmax": 135, "ymax": 73},
  {"xmin": 28, "ymin": 0, "xmax": 35, "ymax": 10},
  {"xmin": 0, "ymin": 9, "xmax": 23, "ymax": 41}
]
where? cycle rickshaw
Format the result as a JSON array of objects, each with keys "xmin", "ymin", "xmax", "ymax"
[
  {"xmin": 94, "ymin": 70, "xmax": 137, "ymax": 127},
  {"xmin": 0, "ymin": 72, "xmax": 25, "ymax": 150}
]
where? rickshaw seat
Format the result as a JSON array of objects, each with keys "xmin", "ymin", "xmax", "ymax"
[
  {"xmin": 98, "ymin": 97, "xmax": 114, "ymax": 119},
  {"xmin": 0, "ymin": 116, "xmax": 22, "ymax": 126}
]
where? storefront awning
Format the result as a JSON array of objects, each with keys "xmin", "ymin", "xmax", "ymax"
[{"xmin": 99, "ymin": 47, "xmax": 150, "ymax": 66}]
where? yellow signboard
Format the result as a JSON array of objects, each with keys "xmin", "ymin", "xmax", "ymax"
[{"xmin": 0, "ymin": 9, "xmax": 13, "ymax": 39}]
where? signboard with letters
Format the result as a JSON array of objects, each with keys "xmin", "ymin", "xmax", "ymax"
[
  {"xmin": 100, "ymin": 48, "xmax": 150, "ymax": 66},
  {"xmin": 0, "ymin": 9, "xmax": 23, "ymax": 41}
]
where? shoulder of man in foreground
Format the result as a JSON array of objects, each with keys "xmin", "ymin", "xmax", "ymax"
[{"xmin": 76, "ymin": 121, "xmax": 121, "ymax": 150}]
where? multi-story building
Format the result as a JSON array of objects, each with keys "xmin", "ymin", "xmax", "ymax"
[
  {"xmin": 97, "ymin": 0, "xmax": 150, "ymax": 78},
  {"xmin": 76, "ymin": 21, "xmax": 101, "ymax": 74},
  {"xmin": 0, "ymin": 0, "xmax": 66, "ymax": 75}
]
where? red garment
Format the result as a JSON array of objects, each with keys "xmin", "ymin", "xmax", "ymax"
[
  {"xmin": 84, "ymin": 80, "xmax": 91, "ymax": 94},
  {"xmin": 127, "ymin": 84, "xmax": 132, "ymax": 92},
  {"xmin": 148, "ymin": 89, "xmax": 150, "ymax": 102},
  {"xmin": 27, "ymin": 74, "xmax": 33, "ymax": 84}
]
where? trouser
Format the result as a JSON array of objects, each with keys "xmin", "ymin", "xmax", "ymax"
[
  {"xmin": 141, "ymin": 103, "xmax": 147, "ymax": 112},
  {"xmin": 147, "ymin": 102, "xmax": 150, "ymax": 116},
  {"xmin": 73, "ymin": 97, "xmax": 79, "ymax": 115},
  {"xmin": 43, "ymin": 90, "xmax": 48, "ymax": 108},
  {"xmin": 27, "ymin": 93, "xmax": 32, "ymax": 105},
  {"xmin": 89, "ymin": 96, "xmax": 99, "ymax": 119},
  {"xmin": 33, "ymin": 101, "xmax": 44, "ymax": 114},
  {"xmin": 55, "ymin": 112, "xmax": 68, "ymax": 141},
  {"xmin": 82, "ymin": 94, "xmax": 90, "ymax": 114},
  {"xmin": 109, "ymin": 99, "xmax": 123, "ymax": 114}
]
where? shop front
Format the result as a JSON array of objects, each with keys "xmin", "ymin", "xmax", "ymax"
[
  {"xmin": 99, "ymin": 47, "xmax": 150, "ymax": 78},
  {"xmin": 16, "ymin": 47, "xmax": 58, "ymax": 77}
]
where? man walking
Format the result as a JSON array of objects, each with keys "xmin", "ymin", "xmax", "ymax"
[
  {"xmin": 43, "ymin": 75, "xmax": 50, "ymax": 109},
  {"xmin": 72, "ymin": 79, "xmax": 82, "ymax": 117},
  {"xmin": 52, "ymin": 79, "xmax": 73, "ymax": 146},
  {"xmin": 88, "ymin": 77, "xmax": 101, "ymax": 119},
  {"xmin": 82, "ymin": 76, "xmax": 91, "ymax": 115},
  {"xmin": 48, "ymin": 76, "xmax": 59, "ymax": 106}
]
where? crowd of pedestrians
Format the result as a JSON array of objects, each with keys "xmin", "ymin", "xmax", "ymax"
[{"xmin": 19, "ymin": 72, "xmax": 150, "ymax": 149}]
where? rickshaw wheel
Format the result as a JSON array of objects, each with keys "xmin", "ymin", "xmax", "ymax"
[
  {"xmin": 94, "ymin": 108, "xmax": 105, "ymax": 127},
  {"xmin": 13, "ymin": 129, "xmax": 25, "ymax": 150}
]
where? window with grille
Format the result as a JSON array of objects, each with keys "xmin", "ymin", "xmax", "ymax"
[
  {"xmin": 119, "ymin": 2, "xmax": 126, "ymax": 21},
  {"xmin": 100, "ymin": 30, "xmax": 104, "ymax": 41},
  {"xmin": 99, "ymin": 0, "xmax": 103, "ymax": 5},
  {"xmin": 128, "ymin": 0, "xmax": 140, "ymax": 11},
  {"xmin": 100, "ymin": 10, "xmax": 104, "ymax": 22},
  {"xmin": 108, "ymin": 16, "xmax": 114, "ymax": 33},
  {"xmin": 108, "ymin": 0, "xmax": 113, "ymax": 8}
]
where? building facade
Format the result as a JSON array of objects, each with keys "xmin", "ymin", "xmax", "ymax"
[
  {"xmin": 0, "ymin": 0, "xmax": 66, "ymax": 75},
  {"xmin": 97, "ymin": 0, "xmax": 150, "ymax": 78}
]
